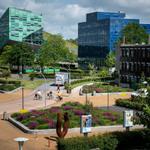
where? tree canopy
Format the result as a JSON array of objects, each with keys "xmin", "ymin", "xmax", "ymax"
[
  {"xmin": 105, "ymin": 51, "xmax": 115, "ymax": 68},
  {"xmin": 39, "ymin": 33, "xmax": 76, "ymax": 67},
  {"xmin": 0, "ymin": 43, "xmax": 35, "ymax": 72},
  {"xmin": 121, "ymin": 23, "xmax": 148, "ymax": 44}
]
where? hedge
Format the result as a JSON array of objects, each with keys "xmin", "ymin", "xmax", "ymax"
[
  {"xmin": 58, "ymin": 135, "xmax": 118, "ymax": 150},
  {"xmin": 0, "ymin": 79, "xmax": 21, "ymax": 86},
  {"xmin": 70, "ymin": 77, "xmax": 114, "ymax": 85},
  {"xmin": 114, "ymin": 129, "xmax": 150, "ymax": 150},
  {"xmin": 28, "ymin": 73, "xmax": 55, "ymax": 79},
  {"xmin": 115, "ymin": 99, "xmax": 145, "ymax": 111},
  {"xmin": 57, "ymin": 129, "xmax": 150, "ymax": 150},
  {"xmin": 0, "ymin": 79, "xmax": 21, "ymax": 91}
]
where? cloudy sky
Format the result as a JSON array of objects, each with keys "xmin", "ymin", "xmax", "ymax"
[{"xmin": 0, "ymin": 0, "xmax": 150, "ymax": 39}]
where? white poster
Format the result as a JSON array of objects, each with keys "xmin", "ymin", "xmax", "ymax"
[
  {"xmin": 80, "ymin": 115, "xmax": 92, "ymax": 133},
  {"xmin": 123, "ymin": 110, "xmax": 133, "ymax": 127}
]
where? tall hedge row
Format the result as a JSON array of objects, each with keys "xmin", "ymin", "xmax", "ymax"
[
  {"xmin": 58, "ymin": 135, "xmax": 118, "ymax": 150},
  {"xmin": 57, "ymin": 129, "xmax": 150, "ymax": 150}
]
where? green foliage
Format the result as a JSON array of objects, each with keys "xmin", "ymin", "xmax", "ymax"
[
  {"xmin": 39, "ymin": 33, "xmax": 76, "ymax": 67},
  {"xmin": 88, "ymin": 63, "xmax": 96, "ymax": 77},
  {"xmin": 58, "ymin": 129, "xmax": 150, "ymax": 150},
  {"xmin": 116, "ymin": 99, "xmax": 144, "ymax": 111},
  {"xmin": 121, "ymin": 23, "xmax": 148, "ymax": 44},
  {"xmin": 98, "ymin": 67, "xmax": 109, "ymax": 78},
  {"xmin": 105, "ymin": 52, "xmax": 115, "ymax": 68},
  {"xmin": 138, "ymin": 105, "xmax": 150, "ymax": 128},
  {"xmin": 0, "ymin": 79, "xmax": 21, "ymax": 91},
  {"xmin": 70, "ymin": 77, "xmax": 114, "ymax": 89},
  {"xmin": 82, "ymin": 83, "xmax": 132, "ymax": 94},
  {"xmin": 12, "ymin": 102, "xmax": 123, "ymax": 129},
  {"xmin": 0, "ymin": 43, "xmax": 35, "ymax": 72},
  {"xmin": 28, "ymin": 73, "xmax": 55, "ymax": 79},
  {"xmin": 114, "ymin": 129, "xmax": 150, "ymax": 149},
  {"xmin": 57, "ymin": 134, "xmax": 118, "ymax": 150},
  {"xmin": 0, "ymin": 66, "xmax": 11, "ymax": 79}
]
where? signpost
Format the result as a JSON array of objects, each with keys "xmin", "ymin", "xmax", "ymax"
[
  {"xmin": 80, "ymin": 115, "xmax": 92, "ymax": 137},
  {"xmin": 123, "ymin": 110, "xmax": 133, "ymax": 131}
]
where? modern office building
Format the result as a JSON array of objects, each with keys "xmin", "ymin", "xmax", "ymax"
[
  {"xmin": 141, "ymin": 24, "xmax": 150, "ymax": 34},
  {"xmin": 116, "ymin": 43, "xmax": 150, "ymax": 87},
  {"xmin": 0, "ymin": 7, "xmax": 43, "ymax": 50},
  {"xmin": 78, "ymin": 11, "xmax": 150, "ymax": 68}
]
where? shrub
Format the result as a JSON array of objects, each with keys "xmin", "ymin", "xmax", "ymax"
[
  {"xmin": 58, "ymin": 129, "xmax": 150, "ymax": 150},
  {"xmin": 37, "ymin": 124, "xmax": 49, "ymax": 129},
  {"xmin": 116, "ymin": 99, "xmax": 144, "ymax": 111},
  {"xmin": 95, "ymin": 88, "xmax": 105, "ymax": 93},
  {"xmin": 27, "ymin": 121, "xmax": 39, "ymax": 129},
  {"xmin": 57, "ymin": 134, "xmax": 118, "ymax": 150}
]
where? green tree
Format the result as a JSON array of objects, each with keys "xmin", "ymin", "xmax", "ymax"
[
  {"xmin": 138, "ymin": 105, "xmax": 150, "ymax": 128},
  {"xmin": 105, "ymin": 51, "xmax": 115, "ymax": 68},
  {"xmin": 88, "ymin": 63, "xmax": 96, "ymax": 77},
  {"xmin": 0, "ymin": 66, "xmax": 11, "ymax": 79},
  {"xmin": 98, "ymin": 67, "xmax": 109, "ymax": 78},
  {"xmin": 121, "ymin": 23, "xmax": 148, "ymax": 44},
  {"xmin": 0, "ymin": 43, "xmax": 35, "ymax": 72},
  {"xmin": 39, "ymin": 34, "xmax": 76, "ymax": 68}
]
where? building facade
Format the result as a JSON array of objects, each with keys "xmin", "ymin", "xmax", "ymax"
[
  {"xmin": 78, "ymin": 11, "xmax": 150, "ymax": 68},
  {"xmin": 116, "ymin": 44, "xmax": 150, "ymax": 87},
  {"xmin": 0, "ymin": 7, "xmax": 43, "ymax": 49}
]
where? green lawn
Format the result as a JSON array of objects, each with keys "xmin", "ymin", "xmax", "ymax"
[{"xmin": 21, "ymin": 80, "xmax": 45, "ymax": 89}]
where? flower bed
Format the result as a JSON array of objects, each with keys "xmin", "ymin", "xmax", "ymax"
[
  {"xmin": 82, "ymin": 83, "xmax": 132, "ymax": 93},
  {"xmin": 11, "ymin": 102, "xmax": 123, "ymax": 130}
]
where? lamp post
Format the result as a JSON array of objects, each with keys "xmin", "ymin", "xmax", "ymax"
[
  {"xmin": 107, "ymin": 85, "xmax": 109, "ymax": 110},
  {"xmin": 40, "ymin": 69, "xmax": 47, "ymax": 108},
  {"xmin": 14, "ymin": 137, "xmax": 29, "ymax": 150},
  {"xmin": 22, "ymin": 86, "xmax": 24, "ymax": 110}
]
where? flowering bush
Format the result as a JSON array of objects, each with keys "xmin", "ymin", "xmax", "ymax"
[
  {"xmin": 50, "ymin": 107, "xmax": 61, "ymax": 113},
  {"xmin": 16, "ymin": 114, "xmax": 29, "ymax": 121},
  {"xmin": 95, "ymin": 88, "xmax": 105, "ymax": 93},
  {"xmin": 48, "ymin": 119, "xmax": 56, "ymax": 128},
  {"xmin": 12, "ymin": 102, "xmax": 123, "ymax": 129},
  {"xmin": 19, "ymin": 109, "xmax": 29, "ymax": 114},
  {"xmin": 27, "ymin": 121, "xmax": 39, "ymax": 129},
  {"xmin": 73, "ymin": 109, "xmax": 85, "ymax": 116},
  {"xmin": 63, "ymin": 106, "xmax": 73, "ymax": 110},
  {"xmin": 102, "ymin": 112, "xmax": 117, "ymax": 121},
  {"xmin": 30, "ymin": 110, "xmax": 44, "ymax": 116}
]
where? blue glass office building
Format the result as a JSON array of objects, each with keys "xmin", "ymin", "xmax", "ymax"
[{"xmin": 78, "ymin": 12, "xmax": 150, "ymax": 68}]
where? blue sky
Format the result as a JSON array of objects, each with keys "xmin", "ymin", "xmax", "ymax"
[{"xmin": 0, "ymin": 0, "xmax": 150, "ymax": 39}]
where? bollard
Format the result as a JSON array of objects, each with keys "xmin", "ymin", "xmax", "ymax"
[{"xmin": 3, "ymin": 111, "xmax": 7, "ymax": 120}]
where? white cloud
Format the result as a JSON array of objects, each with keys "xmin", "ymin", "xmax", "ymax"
[{"xmin": 0, "ymin": 0, "xmax": 150, "ymax": 38}]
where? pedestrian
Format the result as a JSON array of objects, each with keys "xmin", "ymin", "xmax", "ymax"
[
  {"xmin": 57, "ymin": 85, "xmax": 60, "ymax": 92},
  {"xmin": 47, "ymin": 91, "xmax": 53, "ymax": 99},
  {"xmin": 37, "ymin": 90, "xmax": 42, "ymax": 100},
  {"xmin": 57, "ymin": 91, "xmax": 63, "ymax": 101},
  {"xmin": 79, "ymin": 88, "xmax": 83, "ymax": 96}
]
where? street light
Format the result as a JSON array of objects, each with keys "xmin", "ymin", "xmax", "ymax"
[
  {"xmin": 21, "ymin": 86, "xmax": 24, "ymax": 110},
  {"xmin": 39, "ymin": 69, "xmax": 47, "ymax": 108},
  {"xmin": 107, "ymin": 84, "xmax": 109, "ymax": 110}
]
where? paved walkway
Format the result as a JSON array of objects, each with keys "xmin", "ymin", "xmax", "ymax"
[
  {"xmin": 0, "ymin": 82, "xmax": 134, "ymax": 149},
  {"xmin": 0, "ymin": 81, "xmax": 66, "ymax": 114}
]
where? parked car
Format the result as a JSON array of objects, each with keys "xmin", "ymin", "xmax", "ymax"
[{"xmin": 131, "ymin": 88, "xmax": 148, "ymax": 98}]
